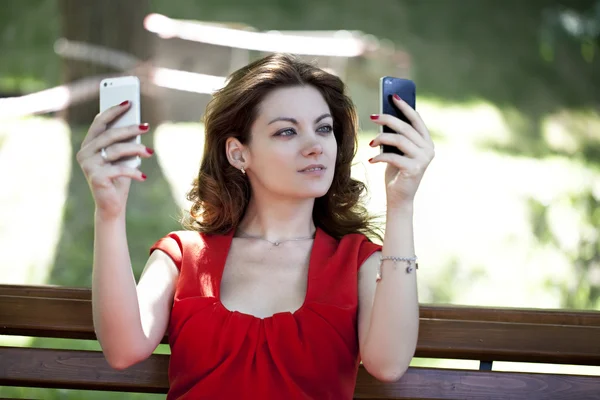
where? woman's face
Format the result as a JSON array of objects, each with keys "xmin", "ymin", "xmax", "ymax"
[{"xmin": 241, "ymin": 85, "xmax": 337, "ymax": 200}]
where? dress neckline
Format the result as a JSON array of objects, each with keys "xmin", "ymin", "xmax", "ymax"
[{"xmin": 213, "ymin": 226, "xmax": 324, "ymax": 321}]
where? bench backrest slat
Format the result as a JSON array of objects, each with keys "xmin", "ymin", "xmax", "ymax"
[
  {"xmin": 3, "ymin": 284, "xmax": 600, "ymax": 325},
  {"xmin": 354, "ymin": 366, "xmax": 600, "ymax": 400},
  {"xmin": 422, "ymin": 303, "xmax": 600, "ymax": 326},
  {"xmin": 0, "ymin": 284, "xmax": 600, "ymax": 327},
  {"xmin": 0, "ymin": 347, "xmax": 168, "ymax": 393},
  {"xmin": 1, "ymin": 346, "xmax": 598, "ymax": 399}
]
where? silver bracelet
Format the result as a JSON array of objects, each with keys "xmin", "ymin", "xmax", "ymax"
[{"xmin": 376, "ymin": 256, "xmax": 418, "ymax": 282}]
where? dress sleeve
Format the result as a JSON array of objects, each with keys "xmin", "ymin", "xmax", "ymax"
[
  {"xmin": 357, "ymin": 237, "xmax": 382, "ymax": 270},
  {"xmin": 149, "ymin": 232, "xmax": 184, "ymax": 271}
]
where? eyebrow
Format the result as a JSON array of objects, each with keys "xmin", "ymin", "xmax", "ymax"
[{"xmin": 267, "ymin": 113, "xmax": 332, "ymax": 125}]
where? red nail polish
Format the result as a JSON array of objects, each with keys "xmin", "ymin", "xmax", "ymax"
[
  {"xmin": 141, "ymin": 173, "xmax": 147, "ymax": 180},
  {"xmin": 119, "ymin": 100, "xmax": 129, "ymax": 106},
  {"xmin": 139, "ymin": 124, "xmax": 149, "ymax": 131},
  {"xmin": 145, "ymin": 147, "xmax": 154, "ymax": 155},
  {"xmin": 368, "ymin": 158, "xmax": 374, "ymax": 163},
  {"xmin": 370, "ymin": 114, "xmax": 379, "ymax": 120},
  {"xmin": 393, "ymin": 94, "xmax": 401, "ymax": 101},
  {"xmin": 369, "ymin": 140, "xmax": 375, "ymax": 146}
]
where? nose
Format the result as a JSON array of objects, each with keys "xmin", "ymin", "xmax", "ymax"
[{"xmin": 301, "ymin": 137, "xmax": 323, "ymax": 158}]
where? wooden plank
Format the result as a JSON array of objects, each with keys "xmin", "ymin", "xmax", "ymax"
[
  {"xmin": 421, "ymin": 303, "xmax": 600, "ymax": 327},
  {"xmin": 3, "ymin": 284, "xmax": 600, "ymax": 326},
  {"xmin": 0, "ymin": 284, "xmax": 91, "ymax": 300},
  {"xmin": 0, "ymin": 295, "xmax": 96, "ymax": 341},
  {"xmin": 0, "ymin": 347, "xmax": 598, "ymax": 399},
  {"xmin": 353, "ymin": 366, "xmax": 600, "ymax": 400},
  {"xmin": 0, "ymin": 294, "xmax": 169, "ymax": 344},
  {"xmin": 2, "ymin": 293, "xmax": 600, "ymax": 365},
  {"xmin": 415, "ymin": 319, "xmax": 600, "ymax": 366},
  {"xmin": 0, "ymin": 347, "xmax": 169, "ymax": 393}
]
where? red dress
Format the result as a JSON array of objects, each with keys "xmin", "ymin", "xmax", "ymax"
[{"xmin": 150, "ymin": 227, "xmax": 382, "ymax": 400}]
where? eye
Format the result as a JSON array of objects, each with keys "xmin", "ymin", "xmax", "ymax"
[
  {"xmin": 317, "ymin": 124, "xmax": 333, "ymax": 134},
  {"xmin": 274, "ymin": 128, "xmax": 297, "ymax": 137}
]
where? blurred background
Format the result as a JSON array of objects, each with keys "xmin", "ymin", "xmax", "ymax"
[{"xmin": 1, "ymin": 0, "xmax": 599, "ymax": 398}]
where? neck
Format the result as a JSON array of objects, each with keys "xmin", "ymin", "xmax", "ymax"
[{"xmin": 238, "ymin": 191, "xmax": 316, "ymax": 242}]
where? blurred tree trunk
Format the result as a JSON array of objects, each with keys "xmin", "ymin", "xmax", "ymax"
[
  {"xmin": 50, "ymin": 0, "xmax": 180, "ymax": 288},
  {"xmin": 58, "ymin": 0, "xmax": 159, "ymax": 127}
]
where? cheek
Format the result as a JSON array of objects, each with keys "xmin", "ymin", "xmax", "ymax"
[
  {"xmin": 327, "ymin": 136, "xmax": 338, "ymax": 162},
  {"xmin": 250, "ymin": 144, "xmax": 294, "ymax": 172}
]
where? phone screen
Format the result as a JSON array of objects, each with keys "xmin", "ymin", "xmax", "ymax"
[{"xmin": 379, "ymin": 77, "xmax": 416, "ymax": 155}]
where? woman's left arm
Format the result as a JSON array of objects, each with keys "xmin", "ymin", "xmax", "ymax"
[{"xmin": 357, "ymin": 94, "xmax": 435, "ymax": 382}]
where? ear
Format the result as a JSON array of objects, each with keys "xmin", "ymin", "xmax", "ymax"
[{"xmin": 225, "ymin": 137, "xmax": 249, "ymax": 171}]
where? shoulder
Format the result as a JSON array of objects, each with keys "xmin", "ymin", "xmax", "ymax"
[
  {"xmin": 150, "ymin": 230, "xmax": 231, "ymax": 270},
  {"xmin": 150, "ymin": 230, "xmax": 203, "ymax": 252},
  {"xmin": 321, "ymin": 230, "xmax": 382, "ymax": 270},
  {"xmin": 150, "ymin": 230, "xmax": 231, "ymax": 254},
  {"xmin": 344, "ymin": 234, "xmax": 382, "ymax": 270},
  {"xmin": 149, "ymin": 231, "xmax": 196, "ymax": 270}
]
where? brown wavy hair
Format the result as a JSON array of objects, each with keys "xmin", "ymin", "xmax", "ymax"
[{"xmin": 183, "ymin": 53, "xmax": 382, "ymax": 242}]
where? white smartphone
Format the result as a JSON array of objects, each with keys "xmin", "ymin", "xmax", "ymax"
[{"xmin": 99, "ymin": 76, "xmax": 142, "ymax": 169}]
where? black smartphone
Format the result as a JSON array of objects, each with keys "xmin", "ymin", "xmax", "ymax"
[{"xmin": 379, "ymin": 76, "xmax": 416, "ymax": 155}]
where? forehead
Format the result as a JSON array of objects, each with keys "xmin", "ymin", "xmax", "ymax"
[{"xmin": 256, "ymin": 85, "xmax": 330, "ymax": 121}]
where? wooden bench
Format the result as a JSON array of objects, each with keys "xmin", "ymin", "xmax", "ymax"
[{"xmin": 1, "ymin": 284, "xmax": 599, "ymax": 399}]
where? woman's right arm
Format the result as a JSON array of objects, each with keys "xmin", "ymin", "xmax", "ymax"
[
  {"xmin": 93, "ymin": 213, "xmax": 178, "ymax": 370},
  {"xmin": 77, "ymin": 102, "xmax": 178, "ymax": 369}
]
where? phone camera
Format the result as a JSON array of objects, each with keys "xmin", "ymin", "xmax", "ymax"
[{"xmin": 103, "ymin": 82, "xmax": 107, "ymax": 87}]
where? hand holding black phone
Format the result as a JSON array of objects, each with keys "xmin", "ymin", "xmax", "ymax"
[{"xmin": 379, "ymin": 76, "xmax": 416, "ymax": 155}]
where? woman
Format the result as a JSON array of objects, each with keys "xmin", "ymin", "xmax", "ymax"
[{"xmin": 77, "ymin": 53, "xmax": 434, "ymax": 399}]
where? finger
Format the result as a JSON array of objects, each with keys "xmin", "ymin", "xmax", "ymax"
[
  {"xmin": 391, "ymin": 94, "xmax": 432, "ymax": 143},
  {"xmin": 87, "ymin": 100, "xmax": 132, "ymax": 139},
  {"xmin": 79, "ymin": 123, "xmax": 149, "ymax": 161},
  {"xmin": 370, "ymin": 133, "xmax": 421, "ymax": 158},
  {"xmin": 369, "ymin": 114, "xmax": 428, "ymax": 148},
  {"xmin": 88, "ymin": 165, "xmax": 147, "ymax": 187},
  {"xmin": 368, "ymin": 153, "xmax": 423, "ymax": 177},
  {"xmin": 368, "ymin": 152, "xmax": 413, "ymax": 171},
  {"xmin": 105, "ymin": 165, "xmax": 147, "ymax": 182},
  {"xmin": 94, "ymin": 123, "xmax": 149, "ymax": 151},
  {"xmin": 96, "ymin": 143, "xmax": 154, "ymax": 164}
]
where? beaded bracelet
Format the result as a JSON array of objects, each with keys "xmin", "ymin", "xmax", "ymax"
[{"xmin": 376, "ymin": 256, "xmax": 418, "ymax": 282}]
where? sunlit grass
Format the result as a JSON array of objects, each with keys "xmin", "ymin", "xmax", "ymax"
[
  {"xmin": 0, "ymin": 117, "xmax": 71, "ymax": 287},
  {"xmin": 409, "ymin": 357, "xmax": 600, "ymax": 376},
  {"xmin": 493, "ymin": 361, "xmax": 600, "ymax": 377},
  {"xmin": 415, "ymin": 96, "xmax": 514, "ymax": 148},
  {"xmin": 542, "ymin": 108, "xmax": 600, "ymax": 155}
]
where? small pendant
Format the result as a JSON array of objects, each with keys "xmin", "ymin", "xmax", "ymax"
[
  {"xmin": 273, "ymin": 242, "xmax": 280, "ymax": 246},
  {"xmin": 406, "ymin": 262, "xmax": 418, "ymax": 273}
]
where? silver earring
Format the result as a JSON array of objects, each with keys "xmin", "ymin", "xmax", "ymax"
[{"xmin": 240, "ymin": 167, "xmax": 245, "ymax": 175}]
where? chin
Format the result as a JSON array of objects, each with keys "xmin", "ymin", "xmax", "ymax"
[{"xmin": 300, "ymin": 183, "xmax": 332, "ymax": 199}]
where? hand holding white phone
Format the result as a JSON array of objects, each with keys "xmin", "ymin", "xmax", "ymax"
[{"xmin": 75, "ymin": 76, "xmax": 153, "ymax": 220}]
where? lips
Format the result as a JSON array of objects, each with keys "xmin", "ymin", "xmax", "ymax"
[{"xmin": 299, "ymin": 164, "xmax": 326, "ymax": 172}]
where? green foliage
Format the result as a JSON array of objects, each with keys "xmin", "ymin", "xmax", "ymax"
[
  {"xmin": 0, "ymin": 0, "xmax": 61, "ymax": 92},
  {"xmin": 530, "ymin": 191, "xmax": 600, "ymax": 309}
]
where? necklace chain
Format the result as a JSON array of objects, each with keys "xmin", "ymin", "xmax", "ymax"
[{"xmin": 237, "ymin": 229, "xmax": 315, "ymax": 246}]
